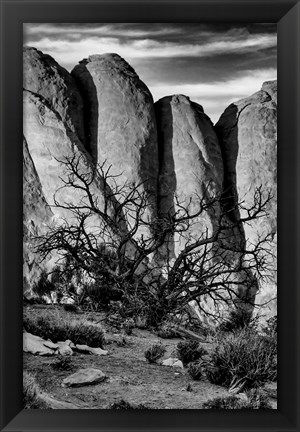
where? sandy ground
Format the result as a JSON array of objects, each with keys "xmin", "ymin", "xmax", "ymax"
[{"xmin": 23, "ymin": 306, "xmax": 231, "ymax": 409}]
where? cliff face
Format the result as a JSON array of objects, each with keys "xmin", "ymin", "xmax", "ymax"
[
  {"xmin": 215, "ymin": 81, "xmax": 277, "ymax": 317},
  {"xmin": 23, "ymin": 46, "xmax": 277, "ymax": 320},
  {"xmin": 23, "ymin": 136, "xmax": 54, "ymax": 294}
]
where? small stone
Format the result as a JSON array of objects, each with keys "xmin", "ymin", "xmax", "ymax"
[{"xmin": 62, "ymin": 368, "xmax": 106, "ymax": 387}]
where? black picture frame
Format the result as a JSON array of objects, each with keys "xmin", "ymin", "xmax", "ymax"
[{"xmin": 1, "ymin": 1, "xmax": 299, "ymax": 431}]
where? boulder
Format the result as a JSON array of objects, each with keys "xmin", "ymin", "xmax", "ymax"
[
  {"xmin": 161, "ymin": 357, "xmax": 183, "ymax": 369},
  {"xmin": 23, "ymin": 47, "xmax": 85, "ymax": 144},
  {"xmin": 215, "ymin": 81, "xmax": 277, "ymax": 318},
  {"xmin": 62, "ymin": 368, "xmax": 106, "ymax": 387},
  {"xmin": 74, "ymin": 344, "xmax": 108, "ymax": 356},
  {"xmin": 72, "ymin": 54, "xmax": 159, "ymax": 240},
  {"xmin": 23, "ymin": 332, "xmax": 57, "ymax": 356}
]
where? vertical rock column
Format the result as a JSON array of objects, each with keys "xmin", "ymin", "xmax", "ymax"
[
  {"xmin": 155, "ymin": 94, "xmax": 224, "ymax": 259},
  {"xmin": 215, "ymin": 81, "xmax": 277, "ymax": 319},
  {"xmin": 72, "ymin": 54, "xmax": 159, "ymax": 243}
]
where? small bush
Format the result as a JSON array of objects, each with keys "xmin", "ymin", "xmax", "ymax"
[
  {"xmin": 110, "ymin": 399, "xmax": 149, "ymax": 409},
  {"xmin": 218, "ymin": 309, "xmax": 254, "ymax": 333},
  {"xmin": 177, "ymin": 340, "xmax": 207, "ymax": 366},
  {"xmin": 52, "ymin": 355, "xmax": 74, "ymax": 371},
  {"xmin": 23, "ymin": 372, "xmax": 49, "ymax": 409},
  {"xmin": 188, "ymin": 361, "xmax": 203, "ymax": 381},
  {"xmin": 144, "ymin": 343, "xmax": 166, "ymax": 364},
  {"xmin": 204, "ymin": 328, "xmax": 277, "ymax": 389},
  {"xmin": 23, "ymin": 309, "xmax": 105, "ymax": 348},
  {"xmin": 202, "ymin": 391, "xmax": 272, "ymax": 409}
]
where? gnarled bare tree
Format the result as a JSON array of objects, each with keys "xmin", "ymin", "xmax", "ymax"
[{"xmin": 34, "ymin": 154, "xmax": 275, "ymax": 325}]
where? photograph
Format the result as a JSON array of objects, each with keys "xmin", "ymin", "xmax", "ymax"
[{"xmin": 22, "ymin": 22, "xmax": 277, "ymax": 410}]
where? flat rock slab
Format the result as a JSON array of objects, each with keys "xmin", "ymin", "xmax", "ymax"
[
  {"xmin": 62, "ymin": 368, "xmax": 106, "ymax": 387},
  {"xmin": 74, "ymin": 344, "xmax": 108, "ymax": 356},
  {"xmin": 23, "ymin": 332, "xmax": 58, "ymax": 356}
]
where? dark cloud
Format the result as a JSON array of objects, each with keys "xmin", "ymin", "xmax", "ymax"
[{"xmin": 23, "ymin": 23, "xmax": 277, "ymax": 122}]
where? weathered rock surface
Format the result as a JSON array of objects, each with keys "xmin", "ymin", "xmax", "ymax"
[
  {"xmin": 62, "ymin": 368, "xmax": 106, "ymax": 387},
  {"xmin": 56, "ymin": 340, "xmax": 74, "ymax": 356},
  {"xmin": 23, "ymin": 137, "xmax": 55, "ymax": 294},
  {"xmin": 161, "ymin": 358, "xmax": 184, "ymax": 369},
  {"xmin": 23, "ymin": 47, "xmax": 85, "ymax": 144},
  {"xmin": 72, "ymin": 54, "xmax": 158, "ymax": 239},
  {"xmin": 215, "ymin": 81, "xmax": 277, "ymax": 317},
  {"xmin": 155, "ymin": 95, "xmax": 224, "ymax": 258},
  {"xmin": 23, "ymin": 332, "xmax": 57, "ymax": 356}
]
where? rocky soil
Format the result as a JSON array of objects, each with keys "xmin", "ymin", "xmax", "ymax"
[{"xmin": 23, "ymin": 305, "xmax": 277, "ymax": 410}]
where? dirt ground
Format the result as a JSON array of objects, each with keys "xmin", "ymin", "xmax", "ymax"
[{"xmin": 23, "ymin": 305, "xmax": 234, "ymax": 409}]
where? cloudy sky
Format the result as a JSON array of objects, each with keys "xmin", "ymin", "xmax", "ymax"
[{"xmin": 23, "ymin": 23, "xmax": 277, "ymax": 123}]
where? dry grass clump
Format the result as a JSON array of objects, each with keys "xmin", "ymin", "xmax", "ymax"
[
  {"xmin": 204, "ymin": 327, "xmax": 277, "ymax": 389},
  {"xmin": 144, "ymin": 343, "xmax": 166, "ymax": 364},
  {"xmin": 23, "ymin": 309, "xmax": 105, "ymax": 348},
  {"xmin": 176, "ymin": 340, "xmax": 207, "ymax": 366}
]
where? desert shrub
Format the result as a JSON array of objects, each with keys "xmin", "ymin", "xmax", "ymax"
[
  {"xmin": 23, "ymin": 372, "xmax": 49, "ymax": 409},
  {"xmin": 110, "ymin": 399, "xmax": 149, "ymax": 409},
  {"xmin": 23, "ymin": 309, "xmax": 105, "ymax": 348},
  {"xmin": 218, "ymin": 309, "xmax": 256, "ymax": 333},
  {"xmin": 188, "ymin": 361, "xmax": 203, "ymax": 381},
  {"xmin": 144, "ymin": 343, "xmax": 166, "ymax": 364},
  {"xmin": 52, "ymin": 355, "xmax": 74, "ymax": 371},
  {"xmin": 204, "ymin": 328, "xmax": 277, "ymax": 389},
  {"xmin": 202, "ymin": 391, "xmax": 272, "ymax": 409},
  {"xmin": 177, "ymin": 340, "xmax": 208, "ymax": 366}
]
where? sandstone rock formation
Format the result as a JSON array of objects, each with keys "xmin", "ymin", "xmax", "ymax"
[
  {"xmin": 72, "ymin": 54, "xmax": 158, "ymax": 239},
  {"xmin": 155, "ymin": 95, "xmax": 224, "ymax": 258},
  {"xmin": 23, "ymin": 47, "xmax": 85, "ymax": 144},
  {"xmin": 215, "ymin": 81, "xmax": 277, "ymax": 317},
  {"xmin": 22, "ymin": 46, "xmax": 277, "ymax": 322}
]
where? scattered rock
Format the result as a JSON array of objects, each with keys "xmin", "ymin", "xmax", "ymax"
[
  {"xmin": 56, "ymin": 340, "xmax": 74, "ymax": 356},
  {"xmin": 23, "ymin": 332, "xmax": 57, "ymax": 356},
  {"xmin": 62, "ymin": 368, "xmax": 107, "ymax": 387},
  {"xmin": 161, "ymin": 358, "xmax": 184, "ymax": 369},
  {"xmin": 74, "ymin": 344, "xmax": 108, "ymax": 356}
]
